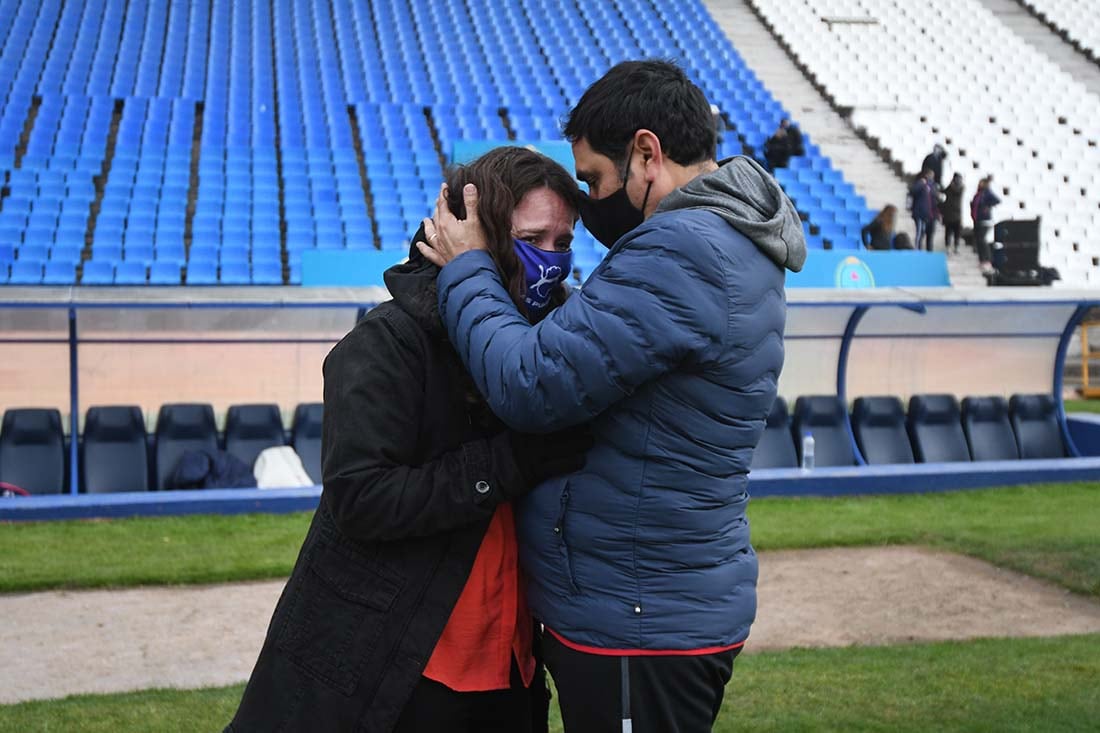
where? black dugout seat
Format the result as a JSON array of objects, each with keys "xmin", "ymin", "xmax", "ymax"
[
  {"xmin": 225, "ymin": 404, "xmax": 286, "ymax": 469},
  {"xmin": 0, "ymin": 408, "xmax": 66, "ymax": 494},
  {"xmin": 83, "ymin": 406, "xmax": 149, "ymax": 493},
  {"xmin": 851, "ymin": 396, "xmax": 914, "ymax": 465},
  {"xmin": 750, "ymin": 397, "xmax": 797, "ymax": 469},
  {"xmin": 792, "ymin": 395, "xmax": 855, "ymax": 467},
  {"xmin": 962, "ymin": 396, "xmax": 1019, "ymax": 462},
  {"xmin": 907, "ymin": 394, "xmax": 971, "ymax": 463},
  {"xmin": 1009, "ymin": 394, "xmax": 1066, "ymax": 459},
  {"xmin": 291, "ymin": 403, "xmax": 324, "ymax": 484},
  {"xmin": 154, "ymin": 403, "xmax": 219, "ymax": 490}
]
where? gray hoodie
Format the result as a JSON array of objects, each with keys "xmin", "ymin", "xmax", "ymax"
[{"xmin": 656, "ymin": 155, "xmax": 807, "ymax": 271}]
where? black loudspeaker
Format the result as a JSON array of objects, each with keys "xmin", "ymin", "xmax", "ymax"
[
  {"xmin": 993, "ymin": 219, "xmax": 1041, "ymax": 270},
  {"xmin": 986, "ymin": 218, "xmax": 1059, "ymax": 286}
]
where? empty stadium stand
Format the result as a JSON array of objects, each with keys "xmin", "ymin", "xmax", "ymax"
[
  {"xmin": 1022, "ymin": 0, "xmax": 1100, "ymax": 63},
  {"xmin": 0, "ymin": 0, "xmax": 885, "ymax": 288},
  {"xmin": 749, "ymin": 0, "xmax": 1100, "ymax": 286}
]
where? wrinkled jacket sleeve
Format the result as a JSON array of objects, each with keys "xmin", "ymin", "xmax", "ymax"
[
  {"xmin": 320, "ymin": 310, "xmax": 523, "ymax": 542},
  {"xmin": 437, "ymin": 224, "xmax": 728, "ymax": 432}
]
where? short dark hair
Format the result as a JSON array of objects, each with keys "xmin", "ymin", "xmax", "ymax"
[
  {"xmin": 444, "ymin": 147, "xmax": 579, "ymax": 319},
  {"xmin": 563, "ymin": 60, "xmax": 716, "ymax": 168}
]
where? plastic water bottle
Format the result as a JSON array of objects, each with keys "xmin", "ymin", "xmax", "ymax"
[{"xmin": 801, "ymin": 432, "xmax": 815, "ymax": 471}]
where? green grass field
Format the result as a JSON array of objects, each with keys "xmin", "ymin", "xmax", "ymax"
[
  {"xmin": 2, "ymin": 482, "xmax": 1098, "ymax": 731},
  {"xmin": 1064, "ymin": 398, "xmax": 1100, "ymax": 414},
  {"xmin": 2, "ymin": 634, "xmax": 1097, "ymax": 733},
  {"xmin": 2, "ymin": 483, "xmax": 1097, "ymax": 596}
]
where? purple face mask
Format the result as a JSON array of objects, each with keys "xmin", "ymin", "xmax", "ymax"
[{"xmin": 512, "ymin": 238, "xmax": 573, "ymax": 320}]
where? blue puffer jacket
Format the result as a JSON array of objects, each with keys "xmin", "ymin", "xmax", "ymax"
[{"xmin": 438, "ymin": 156, "xmax": 805, "ymax": 652}]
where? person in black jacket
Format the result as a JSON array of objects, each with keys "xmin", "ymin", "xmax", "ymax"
[
  {"xmin": 861, "ymin": 204, "xmax": 897, "ymax": 250},
  {"xmin": 921, "ymin": 143, "xmax": 947, "ymax": 188},
  {"xmin": 226, "ymin": 147, "xmax": 591, "ymax": 733},
  {"xmin": 941, "ymin": 173, "xmax": 965, "ymax": 253}
]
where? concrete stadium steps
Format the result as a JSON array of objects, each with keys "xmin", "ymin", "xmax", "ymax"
[{"xmin": 703, "ymin": 0, "xmax": 988, "ymax": 287}]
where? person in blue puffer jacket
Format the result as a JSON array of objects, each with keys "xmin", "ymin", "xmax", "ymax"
[{"xmin": 418, "ymin": 60, "xmax": 806, "ymax": 733}]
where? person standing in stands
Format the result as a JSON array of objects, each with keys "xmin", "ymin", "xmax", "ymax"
[
  {"xmin": 921, "ymin": 143, "xmax": 947, "ymax": 188},
  {"xmin": 763, "ymin": 125, "xmax": 791, "ymax": 170},
  {"xmin": 226, "ymin": 147, "xmax": 592, "ymax": 733},
  {"xmin": 861, "ymin": 204, "xmax": 897, "ymax": 250},
  {"xmin": 418, "ymin": 60, "xmax": 806, "ymax": 733},
  {"xmin": 910, "ymin": 169, "xmax": 939, "ymax": 251},
  {"xmin": 780, "ymin": 118, "xmax": 804, "ymax": 157},
  {"xmin": 971, "ymin": 175, "xmax": 1001, "ymax": 270},
  {"xmin": 941, "ymin": 172, "xmax": 965, "ymax": 254}
]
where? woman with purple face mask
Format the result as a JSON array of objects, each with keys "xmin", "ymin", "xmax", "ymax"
[{"xmin": 226, "ymin": 147, "xmax": 591, "ymax": 733}]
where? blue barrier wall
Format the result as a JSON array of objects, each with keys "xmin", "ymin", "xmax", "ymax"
[{"xmin": 787, "ymin": 251, "xmax": 950, "ymax": 288}]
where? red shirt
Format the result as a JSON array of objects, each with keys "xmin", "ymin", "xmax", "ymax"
[{"xmin": 423, "ymin": 503, "xmax": 535, "ymax": 692}]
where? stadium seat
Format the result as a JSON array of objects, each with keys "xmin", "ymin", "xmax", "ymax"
[
  {"xmin": 0, "ymin": 408, "xmax": 65, "ymax": 494},
  {"xmin": 114, "ymin": 261, "xmax": 147, "ymax": 285},
  {"xmin": 851, "ymin": 396, "xmax": 914, "ymax": 465},
  {"xmin": 291, "ymin": 402, "xmax": 323, "ymax": 484},
  {"xmin": 792, "ymin": 396, "xmax": 855, "ymax": 467},
  {"xmin": 82, "ymin": 406, "xmax": 149, "ymax": 493},
  {"xmin": 153, "ymin": 403, "xmax": 219, "ymax": 490},
  {"xmin": 750, "ymin": 396, "xmax": 797, "ymax": 469},
  {"xmin": 961, "ymin": 397, "xmax": 1020, "ymax": 462},
  {"xmin": 224, "ymin": 404, "xmax": 286, "ymax": 469},
  {"xmin": 907, "ymin": 394, "xmax": 971, "ymax": 463},
  {"xmin": 1008, "ymin": 394, "xmax": 1066, "ymax": 459},
  {"xmin": 80, "ymin": 260, "xmax": 115, "ymax": 285}
]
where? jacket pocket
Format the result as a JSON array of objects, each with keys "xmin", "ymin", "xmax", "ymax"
[
  {"xmin": 556, "ymin": 483, "xmax": 581, "ymax": 596},
  {"xmin": 275, "ymin": 541, "xmax": 403, "ymax": 695}
]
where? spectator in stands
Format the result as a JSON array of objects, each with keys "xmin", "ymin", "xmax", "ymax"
[
  {"xmin": 971, "ymin": 175, "xmax": 1001, "ymax": 270},
  {"xmin": 419, "ymin": 60, "xmax": 806, "ymax": 733},
  {"xmin": 227, "ymin": 147, "xmax": 592, "ymax": 733},
  {"xmin": 763, "ymin": 125, "xmax": 791, "ymax": 170},
  {"xmin": 941, "ymin": 172, "xmax": 965, "ymax": 254},
  {"xmin": 861, "ymin": 205, "xmax": 898, "ymax": 250},
  {"xmin": 781, "ymin": 118, "xmax": 805, "ymax": 157},
  {"xmin": 910, "ymin": 169, "xmax": 940, "ymax": 251},
  {"xmin": 921, "ymin": 143, "xmax": 947, "ymax": 188}
]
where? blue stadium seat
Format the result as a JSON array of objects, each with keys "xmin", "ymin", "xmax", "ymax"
[
  {"xmin": 154, "ymin": 403, "xmax": 219, "ymax": 490},
  {"xmin": 750, "ymin": 396, "xmax": 797, "ymax": 469},
  {"xmin": 186, "ymin": 261, "xmax": 218, "ymax": 285},
  {"xmin": 962, "ymin": 397, "xmax": 1019, "ymax": 462},
  {"xmin": 1008, "ymin": 394, "xmax": 1065, "ymax": 459},
  {"xmin": 9, "ymin": 260, "xmax": 44, "ymax": 284},
  {"xmin": 42, "ymin": 261, "xmax": 77, "ymax": 285},
  {"xmin": 82, "ymin": 406, "xmax": 149, "ymax": 493},
  {"xmin": 225, "ymin": 404, "xmax": 286, "ymax": 469},
  {"xmin": 80, "ymin": 261, "xmax": 115, "ymax": 285},
  {"xmin": 792, "ymin": 395, "xmax": 855, "ymax": 467},
  {"xmin": 149, "ymin": 261, "xmax": 182, "ymax": 285},
  {"xmin": 0, "ymin": 408, "xmax": 65, "ymax": 494},
  {"xmin": 291, "ymin": 403, "xmax": 323, "ymax": 484},
  {"xmin": 220, "ymin": 261, "xmax": 250, "ymax": 285},
  {"xmin": 907, "ymin": 394, "xmax": 970, "ymax": 463},
  {"xmin": 114, "ymin": 261, "xmax": 147, "ymax": 285},
  {"xmin": 251, "ymin": 261, "xmax": 283, "ymax": 285},
  {"xmin": 851, "ymin": 396, "xmax": 914, "ymax": 465}
]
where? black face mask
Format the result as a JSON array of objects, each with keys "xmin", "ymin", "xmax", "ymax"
[{"xmin": 577, "ymin": 146, "xmax": 652, "ymax": 248}]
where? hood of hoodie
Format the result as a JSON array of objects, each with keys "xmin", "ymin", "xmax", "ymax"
[
  {"xmin": 655, "ymin": 155, "xmax": 806, "ymax": 272},
  {"xmin": 382, "ymin": 224, "xmax": 446, "ymax": 336}
]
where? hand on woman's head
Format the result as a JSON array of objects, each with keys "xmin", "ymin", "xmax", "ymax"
[{"xmin": 417, "ymin": 183, "xmax": 489, "ymax": 267}]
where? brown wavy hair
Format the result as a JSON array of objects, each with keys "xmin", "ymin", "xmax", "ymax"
[{"xmin": 443, "ymin": 147, "xmax": 580, "ymax": 322}]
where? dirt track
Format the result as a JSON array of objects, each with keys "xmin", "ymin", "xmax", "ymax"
[{"xmin": 2, "ymin": 546, "xmax": 1099, "ymax": 705}]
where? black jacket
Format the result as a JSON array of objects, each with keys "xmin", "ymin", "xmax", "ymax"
[
  {"xmin": 227, "ymin": 248, "xmax": 536, "ymax": 732},
  {"xmin": 941, "ymin": 178, "xmax": 965, "ymax": 224}
]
